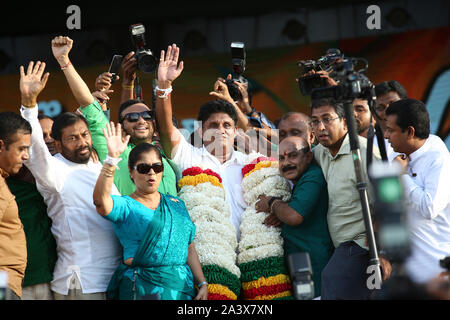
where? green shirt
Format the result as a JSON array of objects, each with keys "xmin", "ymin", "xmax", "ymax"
[
  {"xmin": 312, "ymin": 134, "xmax": 381, "ymax": 249},
  {"xmin": 283, "ymin": 163, "xmax": 334, "ymax": 297},
  {"xmin": 6, "ymin": 175, "xmax": 57, "ymax": 287},
  {"xmin": 81, "ymin": 101, "xmax": 179, "ymax": 196}
]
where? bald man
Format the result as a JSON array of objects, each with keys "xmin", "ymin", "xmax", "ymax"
[
  {"xmin": 255, "ymin": 136, "xmax": 334, "ymax": 298},
  {"xmin": 277, "ymin": 112, "xmax": 315, "ymax": 146}
]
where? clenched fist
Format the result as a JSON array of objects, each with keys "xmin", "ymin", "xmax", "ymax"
[{"xmin": 51, "ymin": 36, "xmax": 73, "ymax": 66}]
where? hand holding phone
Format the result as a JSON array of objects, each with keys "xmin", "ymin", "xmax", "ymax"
[{"xmin": 108, "ymin": 55, "xmax": 123, "ymax": 84}]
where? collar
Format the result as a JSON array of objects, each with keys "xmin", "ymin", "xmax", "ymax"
[
  {"xmin": 324, "ymin": 133, "xmax": 351, "ymax": 159},
  {"xmin": 408, "ymin": 136, "xmax": 434, "ymax": 163},
  {"xmin": 0, "ymin": 167, "xmax": 9, "ymax": 179}
]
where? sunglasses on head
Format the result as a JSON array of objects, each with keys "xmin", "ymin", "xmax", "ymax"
[
  {"xmin": 122, "ymin": 111, "xmax": 153, "ymax": 122},
  {"xmin": 134, "ymin": 162, "xmax": 164, "ymax": 174}
]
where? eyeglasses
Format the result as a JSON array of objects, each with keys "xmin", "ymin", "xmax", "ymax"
[
  {"xmin": 122, "ymin": 111, "xmax": 152, "ymax": 122},
  {"xmin": 310, "ymin": 117, "xmax": 340, "ymax": 128},
  {"xmin": 134, "ymin": 162, "xmax": 164, "ymax": 174}
]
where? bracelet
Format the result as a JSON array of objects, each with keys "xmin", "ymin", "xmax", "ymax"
[
  {"xmin": 104, "ymin": 155, "xmax": 122, "ymax": 169},
  {"xmin": 197, "ymin": 281, "xmax": 208, "ymax": 288},
  {"xmin": 155, "ymin": 85, "xmax": 173, "ymax": 99},
  {"xmin": 101, "ymin": 166, "xmax": 115, "ymax": 178},
  {"xmin": 122, "ymin": 84, "xmax": 134, "ymax": 90},
  {"xmin": 60, "ymin": 61, "xmax": 72, "ymax": 70},
  {"xmin": 270, "ymin": 199, "xmax": 282, "ymax": 214},
  {"xmin": 267, "ymin": 197, "xmax": 281, "ymax": 212}
]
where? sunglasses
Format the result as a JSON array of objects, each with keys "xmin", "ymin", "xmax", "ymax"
[
  {"xmin": 122, "ymin": 111, "xmax": 153, "ymax": 122},
  {"xmin": 134, "ymin": 162, "xmax": 164, "ymax": 174}
]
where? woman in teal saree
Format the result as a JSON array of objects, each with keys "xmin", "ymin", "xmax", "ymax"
[{"xmin": 93, "ymin": 122, "xmax": 208, "ymax": 300}]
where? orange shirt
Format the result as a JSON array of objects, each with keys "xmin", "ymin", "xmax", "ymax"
[{"xmin": 0, "ymin": 167, "xmax": 27, "ymax": 298}]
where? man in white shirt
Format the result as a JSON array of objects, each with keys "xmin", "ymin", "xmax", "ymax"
[
  {"xmin": 155, "ymin": 44, "xmax": 248, "ymax": 240},
  {"xmin": 384, "ymin": 98, "xmax": 449, "ymax": 284},
  {"xmin": 19, "ymin": 39, "xmax": 122, "ymax": 300}
]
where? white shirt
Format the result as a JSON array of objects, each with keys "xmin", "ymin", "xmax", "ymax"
[
  {"xmin": 373, "ymin": 137, "xmax": 401, "ymax": 163},
  {"xmin": 21, "ymin": 106, "xmax": 122, "ymax": 295},
  {"xmin": 172, "ymin": 130, "xmax": 247, "ymax": 241},
  {"xmin": 400, "ymin": 134, "xmax": 450, "ymax": 283}
]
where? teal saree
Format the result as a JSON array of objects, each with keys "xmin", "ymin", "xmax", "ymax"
[{"xmin": 105, "ymin": 194, "xmax": 196, "ymax": 300}]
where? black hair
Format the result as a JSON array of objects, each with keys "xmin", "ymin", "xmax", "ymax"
[
  {"xmin": 385, "ymin": 98, "xmax": 430, "ymax": 139},
  {"xmin": 310, "ymin": 98, "xmax": 345, "ymax": 118},
  {"xmin": 118, "ymin": 99, "xmax": 153, "ymax": 123},
  {"xmin": 0, "ymin": 112, "xmax": 32, "ymax": 148},
  {"xmin": 128, "ymin": 143, "xmax": 163, "ymax": 171},
  {"xmin": 197, "ymin": 99, "xmax": 238, "ymax": 126},
  {"xmin": 51, "ymin": 112, "xmax": 89, "ymax": 141},
  {"xmin": 375, "ymin": 80, "xmax": 408, "ymax": 99}
]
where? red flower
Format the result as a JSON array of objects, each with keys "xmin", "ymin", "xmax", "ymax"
[
  {"xmin": 181, "ymin": 167, "xmax": 222, "ymax": 183},
  {"xmin": 182, "ymin": 167, "xmax": 203, "ymax": 177}
]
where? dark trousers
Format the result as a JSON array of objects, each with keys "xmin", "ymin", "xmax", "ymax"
[{"xmin": 321, "ymin": 241, "xmax": 371, "ymax": 300}]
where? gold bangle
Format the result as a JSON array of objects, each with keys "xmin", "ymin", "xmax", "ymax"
[{"xmin": 122, "ymin": 84, "xmax": 134, "ymax": 90}]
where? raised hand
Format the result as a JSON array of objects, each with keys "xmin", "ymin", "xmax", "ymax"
[
  {"xmin": 102, "ymin": 122, "xmax": 130, "ymax": 158},
  {"xmin": 19, "ymin": 61, "xmax": 50, "ymax": 108},
  {"xmin": 209, "ymin": 77, "xmax": 234, "ymax": 104},
  {"xmin": 95, "ymin": 72, "xmax": 118, "ymax": 91},
  {"xmin": 120, "ymin": 52, "xmax": 137, "ymax": 86},
  {"xmin": 158, "ymin": 44, "xmax": 184, "ymax": 85},
  {"xmin": 51, "ymin": 36, "xmax": 73, "ymax": 66}
]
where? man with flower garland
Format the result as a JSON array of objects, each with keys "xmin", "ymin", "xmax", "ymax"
[
  {"xmin": 155, "ymin": 44, "xmax": 248, "ymax": 241},
  {"xmin": 255, "ymin": 136, "xmax": 334, "ymax": 298}
]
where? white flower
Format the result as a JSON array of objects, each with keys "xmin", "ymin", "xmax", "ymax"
[
  {"xmin": 179, "ymin": 183, "xmax": 225, "ymax": 199},
  {"xmin": 237, "ymin": 244, "xmax": 285, "ymax": 264},
  {"xmin": 195, "ymin": 241, "xmax": 241, "ymax": 277}
]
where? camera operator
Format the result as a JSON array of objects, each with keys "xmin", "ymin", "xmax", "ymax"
[
  {"xmin": 353, "ymin": 98, "xmax": 376, "ymax": 139},
  {"xmin": 310, "ymin": 97, "xmax": 392, "ymax": 299},
  {"xmin": 373, "ymin": 80, "xmax": 408, "ymax": 162},
  {"xmin": 384, "ymin": 98, "xmax": 450, "ymax": 285}
]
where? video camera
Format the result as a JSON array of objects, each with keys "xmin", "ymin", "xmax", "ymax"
[
  {"xmin": 226, "ymin": 42, "xmax": 248, "ymax": 101},
  {"xmin": 130, "ymin": 23, "xmax": 158, "ymax": 74},
  {"xmin": 309, "ymin": 55, "xmax": 375, "ymax": 104},
  {"xmin": 297, "ymin": 48, "xmax": 344, "ymax": 96},
  {"xmin": 369, "ymin": 161, "xmax": 411, "ymax": 263}
]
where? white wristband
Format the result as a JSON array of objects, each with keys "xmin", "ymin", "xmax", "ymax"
[
  {"xmin": 155, "ymin": 86, "xmax": 173, "ymax": 99},
  {"xmin": 104, "ymin": 155, "xmax": 122, "ymax": 169}
]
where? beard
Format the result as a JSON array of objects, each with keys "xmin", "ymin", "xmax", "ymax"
[{"xmin": 61, "ymin": 143, "xmax": 93, "ymax": 164}]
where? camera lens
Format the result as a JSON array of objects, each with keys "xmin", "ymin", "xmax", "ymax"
[{"xmin": 137, "ymin": 50, "xmax": 157, "ymax": 74}]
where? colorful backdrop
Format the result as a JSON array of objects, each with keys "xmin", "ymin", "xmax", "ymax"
[{"xmin": 1, "ymin": 26, "xmax": 449, "ymax": 143}]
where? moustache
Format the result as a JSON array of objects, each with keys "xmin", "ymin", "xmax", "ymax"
[
  {"xmin": 76, "ymin": 145, "xmax": 91, "ymax": 153},
  {"xmin": 281, "ymin": 165, "xmax": 297, "ymax": 173}
]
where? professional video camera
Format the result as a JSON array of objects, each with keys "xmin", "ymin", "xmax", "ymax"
[
  {"xmin": 226, "ymin": 42, "xmax": 248, "ymax": 101},
  {"xmin": 130, "ymin": 23, "xmax": 158, "ymax": 74},
  {"xmin": 309, "ymin": 55, "xmax": 375, "ymax": 103},
  {"xmin": 297, "ymin": 48, "xmax": 344, "ymax": 96}
]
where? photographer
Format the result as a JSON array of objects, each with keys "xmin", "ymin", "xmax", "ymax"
[
  {"xmin": 384, "ymin": 98, "xmax": 450, "ymax": 285},
  {"xmin": 310, "ymin": 97, "xmax": 392, "ymax": 299}
]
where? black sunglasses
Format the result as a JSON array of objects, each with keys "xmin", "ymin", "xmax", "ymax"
[
  {"xmin": 134, "ymin": 163, "xmax": 164, "ymax": 174},
  {"xmin": 122, "ymin": 111, "xmax": 152, "ymax": 122}
]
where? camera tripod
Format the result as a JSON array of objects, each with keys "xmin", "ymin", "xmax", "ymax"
[{"xmin": 343, "ymin": 99, "xmax": 383, "ymax": 288}]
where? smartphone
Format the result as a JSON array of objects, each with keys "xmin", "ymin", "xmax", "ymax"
[{"xmin": 108, "ymin": 55, "xmax": 123, "ymax": 84}]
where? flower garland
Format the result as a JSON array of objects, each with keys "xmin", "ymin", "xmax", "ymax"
[
  {"xmin": 238, "ymin": 153, "xmax": 294, "ymax": 300},
  {"xmin": 178, "ymin": 167, "xmax": 240, "ymax": 300}
]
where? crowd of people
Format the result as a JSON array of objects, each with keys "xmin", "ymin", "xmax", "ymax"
[{"xmin": 0, "ymin": 35, "xmax": 448, "ymax": 300}]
